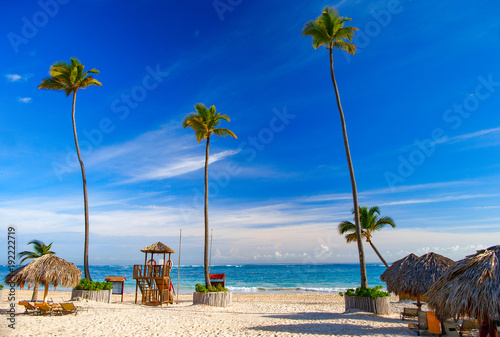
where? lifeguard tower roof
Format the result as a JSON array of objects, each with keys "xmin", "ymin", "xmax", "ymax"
[{"xmin": 140, "ymin": 241, "xmax": 175, "ymax": 253}]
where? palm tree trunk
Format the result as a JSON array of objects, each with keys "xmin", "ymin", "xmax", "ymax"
[
  {"xmin": 367, "ymin": 239, "xmax": 390, "ymax": 268},
  {"xmin": 329, "ymin": 48, "xmax": 368, "ymax": 289},
  {"xmin": 72, "ymin": 92, "xmax": 92, "ymax": 281},
  {"xmin": 204, "ymin": 136, "xmax": 212, "ymax": 289},
  {"xmin": 31, "ymin": 281, "xmax": 40, "ymax": 302}
]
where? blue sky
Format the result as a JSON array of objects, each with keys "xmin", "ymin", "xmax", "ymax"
[{"xmin": 1, "ymin": 0, "xmax": 499, "ymax": 266}]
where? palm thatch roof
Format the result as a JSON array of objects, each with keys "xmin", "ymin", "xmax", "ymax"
[
  {"xmin": 141, "ymin": 241, "xmax": 175, "ymax": 254},
  {"xmin": 380, "ymin": 253, "xmax": 419, "ymax": 293},
  {"xmin": 4, "ymin": 254, "xmax": 81, "ymax": 288},
  {"xmin": 426, "ymin": 245, "xmax": 500, "ymax": 321},
  {"xmin": 384, "ymin": 252, "xmax": 454, "ymax": 297}
]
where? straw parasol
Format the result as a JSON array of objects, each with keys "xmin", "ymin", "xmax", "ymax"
[
  {"xmin": 426, "ymin": 245, "xmax": 500, "ymax": 333},
  {"xmin": 382, "ymin": 252, "xmax": 454, "ymax": 308},
  {"xmin": 5, "ymin": 254, "xmax": 81, "ymax": 302},
  {"xmin": 380, "ymin": 253, "xmax": 419, "ymax": 296}
]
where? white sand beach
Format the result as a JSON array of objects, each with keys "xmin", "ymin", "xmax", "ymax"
[{"xmin": 1, "ymin": 290, "xmax": 425, "ymax": 336}]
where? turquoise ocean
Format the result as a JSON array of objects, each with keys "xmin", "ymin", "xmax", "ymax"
[{"xmin": 2, "ymin": 264, "xmax": 387, "ymax": 294}]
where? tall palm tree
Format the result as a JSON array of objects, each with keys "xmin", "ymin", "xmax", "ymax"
[
  {"xmin": 38, "ymin": 57, "xmax": 102, "ymax": 281},
  {"xmin": 338, "ymin": 206, "xmax": 396, "ymax": 268},
  {"xmin": 18, "ymin": 240, "xmax": 56, "ymax": 301},
  {"xmin": 303, "ymin": 7, "xmax": 368, "ymax": 288},
  {"xmin": 183, "ymin": 103, "xmax": 237, "ymax": 288}
]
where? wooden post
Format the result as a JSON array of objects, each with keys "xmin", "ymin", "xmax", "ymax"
[
  {"xmin": 177, "ymin": 229, "xmax": 182, "ymax": 304},
  {"xmin": 135, "ymin": 281, "xmax": 138, "ymax": 304}
]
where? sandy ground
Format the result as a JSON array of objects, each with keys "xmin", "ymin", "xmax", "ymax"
[{"xmin": 0, "ymin": 290, "xmax": 433, "ymax": 336}]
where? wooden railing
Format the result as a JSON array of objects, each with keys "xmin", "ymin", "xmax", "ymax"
[{"xmin": 133, "ymin": 265, "xmax": 170, "ymax": 279}]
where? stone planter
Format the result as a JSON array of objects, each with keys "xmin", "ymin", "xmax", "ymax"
[
  {"xmin": 71, "ymin": 289, "xmax": 112, "ymax": 303},
  {"xmin": 345, "ymin": 295, "xmax": 390, "ymax": 315},
  {"xmin": 193, "ymin": 291, "xmax": 232, "ymax": 307}
]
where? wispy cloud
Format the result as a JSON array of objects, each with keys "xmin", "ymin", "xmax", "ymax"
[
  {"xmin": 6, "ymin": 74, "xmax": 22, "ymax": 82},
  {"xmin": 74, "ymin": 121, "xmax": 240, "ymax": 184},
  {"xmin": 18, "ymin": 97, "xmax": 32, "ymax": 103},
  {"xmin": 378, "ymin": 193, "xmax": 500, "ymax": 206},
  {"xmin": 5, "ymin": 73, "xmax": 33, "ymax": 82},
  {"xmin": 436, "ymin": 126, "xmax": 500, "ymax": 145},
  {"xmin": 123, "ymin": 149, "xmax": 240, "ymax": 183}
]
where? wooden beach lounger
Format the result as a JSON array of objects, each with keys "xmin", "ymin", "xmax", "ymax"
[
  {"xmin": 400, "ymin": 307, "xmax": 418, "ymax": 320},
  {"xmin": 60, "ymin": 302, "xmax": 82, "ymax": 315},
  {"xmin": 457, "ymin": 319, "xmax": 479, "ymax": 336},
  {"xmin": 38, "ymin": 303, "xmax": 62, "ymax": 316},
  {"xmin": 18, "ymin": 301, "xmax": 39, "ymax": 315}
]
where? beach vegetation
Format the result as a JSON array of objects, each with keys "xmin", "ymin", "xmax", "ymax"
[
  {"xmin": 74, "ymin": 278, "xmax": 112, "ymax": 291},
  {"xmin": 338, "ymin": 206, "xmax": 396, "ymax": 268},
  {"xmin": 38, "ymin": 58, "xmax": 102, "ymax": 281},
  {"xmin": 18, "ymin": 240, "xmax": 56, "ymax": 301},
  {"xmin": 303, "ymin": 7, "xmax": 368, "ymax": 288},
  {"xmin": 195, "ymin": 283, "xmax": 228, "ymax": 293},
  {"xmin": 183, "ymin": 104, "xmax": 237, "ymax": 288},
  {"xmin": 339, "ymin": 285, "xmax": 390, "ymax": 299}
]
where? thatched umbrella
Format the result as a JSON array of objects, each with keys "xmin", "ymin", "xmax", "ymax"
[
  {"xmin": 380, "ymin": 253, "xmax": 419, "ymax": 298},
  {"xmin": 5, "ymin": 254, "xmax": 81, "ymax": 302},
  {"xmin": 382, "ymin": 252, "xmax": 454, "ymax": 308},
  {"xmin": 426, "ymin": 245, "xmax": 500, "ymax": 336}
]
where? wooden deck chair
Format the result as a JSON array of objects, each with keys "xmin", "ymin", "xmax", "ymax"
[
  {"xmin": 60, "ymin": 302, "xmax": 82, "ymax": 315},
  {"xmin": 401, "ymin": 307, "xmax": 418, "ymax": 320},
  {"xmin": 415, "ymin": 310, "xmax": 428, "ymax": 335},
  {"xmin": 458, "ymin": 319, "xmax": 479, "ymax": 336},
  {"xmin": 443, "ymin": 322, "xmax": 460, "ymax": 336},
  {"xmin": 18, "ymin": 301, "xmax": 39, "ymax": 315},
  {"xmin": 38, "ymin": 303, "xmax": 62, "ymax": 316},
  {"xmin": 427, "ymin": 311, "xmax": 443, "ymax": 336}
]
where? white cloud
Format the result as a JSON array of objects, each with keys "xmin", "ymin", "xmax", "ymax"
[
  {"xmin": 6, "ymin": 74, "xmax": 22, "ymax": 82},
  {"xmin": 18, "ymin": 97, "xmax": 32, "ymax": 103},
  {"xmin": 5, "ymin": 73, "xmax": 33, "ymax": 82},
  {"xmin": 437, "ymin": 126, "xmax": 500, "ymax": 145}
]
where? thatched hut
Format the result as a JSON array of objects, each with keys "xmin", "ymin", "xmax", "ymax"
[
  {"xmin": 382, "ymin": 252, "xmax": 454, "ymax": 308},
  {"xmin": 380, "ymin": 253, "xmax": 419, "ymax": 299},
  {"xmin": 5, "ymin": 254, "xmax": 81, "ymax": 302},
  {"xmin": 426, "ymin": 245, "xmax": 500, "ymax": 336}
]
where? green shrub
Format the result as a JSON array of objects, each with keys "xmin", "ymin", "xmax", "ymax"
[
  {"xmin": 74, "ymin": 278, "xmax": 112, "ymax": 291},
  {"xmin": 195, "ymin": 283, "xmax": 228, "ymax": 293},
  {"xmin": 0, "ymin": 285, "xmax": 3, "ymax": 290},
  {"xmin": 338, "ymin": 285, "xmax": 389, "ymax": 299}
]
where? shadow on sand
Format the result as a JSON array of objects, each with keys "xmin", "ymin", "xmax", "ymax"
[{"xmin": 248, "ymin": 311, "xmax": 414, "ymax": 336}]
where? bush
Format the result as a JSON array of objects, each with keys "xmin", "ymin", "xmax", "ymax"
[
  {"xmin": 195, "ymin": 283, "xmax": 228, "ymax": 293},
  {"xmin": 74, "ymin": 278, "xmax": 112, "ymax": 291},
  {"xmin": 0, "ymin": 285, "xmax": 3, "ymax": 290},
  {"xmin": 339, "ymin": 285, "xmax": 389, "ymax": 299}
]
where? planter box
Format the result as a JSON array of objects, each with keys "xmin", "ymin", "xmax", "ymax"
[
  {"xmin": 345, "ymin": 295, "xmax": 390, "ymax": 315},
  {"xmin": 71, "ymin": 289, "xmax": 112, "ymax": 303},
  {"xmin": 193, "ymin": 291, "xmax": 232, "ymax": 307}
]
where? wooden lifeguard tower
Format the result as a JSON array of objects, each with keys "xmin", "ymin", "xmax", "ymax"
[{"xmin": 133, "ymin": 241, "xmax": 175, "ymax": 306}]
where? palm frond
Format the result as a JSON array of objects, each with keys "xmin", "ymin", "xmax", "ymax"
[
  {"xmin": 38, "ymin": 77, "xmax": 66, "ymax": 91},
  {"xmin": 332, "ymin": 40, "xmax": 357, "ymax": 55},
  {"xmin": 182, "ymin": 113, "xmax": 200, "ymax": 128},
  {"xmin": 302, "ymin": 21, "xmax": 330, "ymax": 49},
  {"xmin": 338, "ymin": 220, "xmax": 356, "ymax": 234},
  {"xmin": 212, "ymin": 128, "xmax": 237, "ymax": 138}
]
